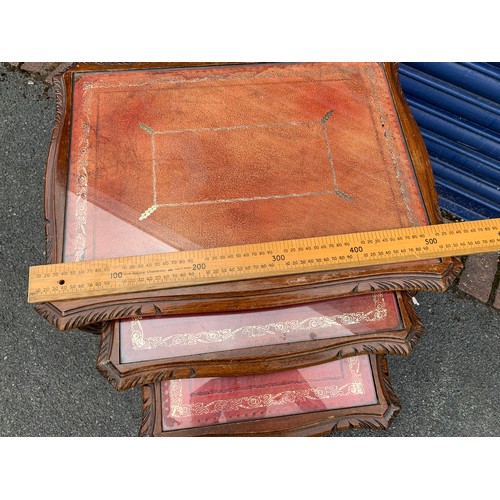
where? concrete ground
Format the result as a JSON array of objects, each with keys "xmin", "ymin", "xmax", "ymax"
[{"xmin": 1, "ymin": 63, "xmax": 498, "ymax": 436}]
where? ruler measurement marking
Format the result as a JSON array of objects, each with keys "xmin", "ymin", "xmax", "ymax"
[{"xmin": 27, "ymin": 219, "xmax": 500, "ymax": 302}]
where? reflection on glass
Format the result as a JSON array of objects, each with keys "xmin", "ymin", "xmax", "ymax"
[
  {"xmin": 160, "ymin": 355, "xmax": 377, "ymax": 430},
  {"xmin": 120, "ymin": 292, "xmax": 400, "ymax": 362}
]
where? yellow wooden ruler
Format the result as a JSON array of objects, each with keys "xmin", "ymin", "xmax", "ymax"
[{"xmin": 28, "ymin": 218, "xmax": 500, "ymax": 303}]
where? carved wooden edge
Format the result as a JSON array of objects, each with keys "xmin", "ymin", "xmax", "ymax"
[
  {"xmin": 138, "ymin": 354, "xmax": 400, "ymax": 437},
  {"xmin": 139, "ymin": 384, "xmax": 156, "ymax": 437},
  {"xmin": 96, "ymin": 324, "xmax": 179, "ymax": 391},
  {"xmin": 35, "ymin": 259, "xmax": 462, "ymax": 332},
  {"xmin": 44, "ymin": 72, "xmax": 65, "ymax": 264},
  {"xmin": 36, "ymin": 62, "xmax": 463, "ymax": 332},
  {"xmin": 101, "ymin": 337, "xmax": 412, "ymax": 393},
  {"xmin": 96, "ymin": 291, "xmax": 424, "ymax": 391},
  {"xmin": 399, "ymin": 292, "xmax": 426, "ymax": 352},
  {"xmin": 99, "ymin": 337, "xmax": 411, "ymax": 393},
  {"xmin": 330, "ymin": 356, "xmax": 400, "ymax": 433}
]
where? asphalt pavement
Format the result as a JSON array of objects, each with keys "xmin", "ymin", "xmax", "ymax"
[{"xmin": 1, "ymin": 63, "xmax": 498, "ymax": 436}]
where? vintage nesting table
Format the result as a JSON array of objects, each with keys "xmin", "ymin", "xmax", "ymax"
[{"xmin": 35, "ymin": 62, "xmax": 462, "ymax": 436}]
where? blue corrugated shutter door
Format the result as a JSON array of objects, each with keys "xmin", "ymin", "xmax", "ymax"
[{"xmin": 399, "ymin": 62, "xmax": 500, "ymax": 221}]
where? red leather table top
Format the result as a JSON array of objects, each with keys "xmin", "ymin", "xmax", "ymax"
[{"xmin": 63, "ymin": 62, "xmax": 430, "ymax": 263}]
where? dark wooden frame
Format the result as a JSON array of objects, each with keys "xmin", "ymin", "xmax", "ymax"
[
  {"xmin": 97, "ymin": 291, "xmax": 422, "ymax": 391},
  {"xmin": 139, "ymin": 354, "xmax": 399, "ymax": 436},
  {"xmin": 34, "ymin": 62, "xmax": 462, "ymax": 331}
]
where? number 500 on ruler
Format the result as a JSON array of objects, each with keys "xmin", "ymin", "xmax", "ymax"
[{"xmin": 28, "ymin": 218, "xmax": 500, "ymax": 303}]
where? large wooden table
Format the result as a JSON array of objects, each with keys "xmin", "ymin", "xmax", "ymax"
[{"xmin": 35, "ymin": 62, "xmax": 462, "ymax": 436}]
